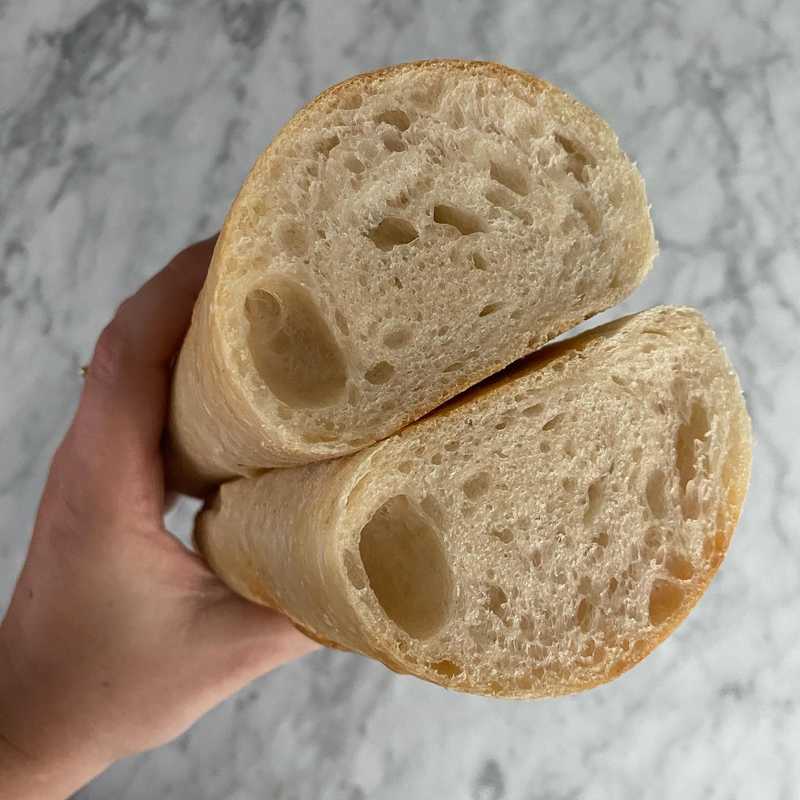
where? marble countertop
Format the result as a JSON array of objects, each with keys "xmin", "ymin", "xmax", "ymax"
[{"xmin": 2, "ymin": 1, "xmax": 799, "ymax": 798}]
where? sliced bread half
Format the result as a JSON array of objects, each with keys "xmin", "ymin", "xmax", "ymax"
[
  {"xmin": 169, "ymin": 59, "xmax": 656, "ymax": 492},
  {"xmin": 195, "ymin": 306, "xmax": 751, "ymax": 697}
]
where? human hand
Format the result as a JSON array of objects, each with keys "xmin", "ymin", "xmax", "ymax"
[{"xmin": 0, "ymin": 237, "xmax": 317, "ymax": 799}]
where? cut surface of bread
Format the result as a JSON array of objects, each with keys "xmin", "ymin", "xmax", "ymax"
[
  {"xmin": 195, "ymin": 307, "xmax": 751, "ymax": 698},
  {"xmin": 169, "ymin": 59, "xmax": 656, "ymax": 492}
]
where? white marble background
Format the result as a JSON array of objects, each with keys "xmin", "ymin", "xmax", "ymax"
[{"xmin": 1, "ymin": 0, "xmax": 799, "ymax": 798}]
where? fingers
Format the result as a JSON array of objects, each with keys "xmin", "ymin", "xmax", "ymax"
[{"xmin": 60, "ymin": 237, "xmax": 217, "ymax": 517}]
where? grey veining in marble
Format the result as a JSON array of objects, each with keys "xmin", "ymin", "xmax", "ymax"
[{"xmin": 2, "ymin": 1, "xmax": 799, "ymax": 798}]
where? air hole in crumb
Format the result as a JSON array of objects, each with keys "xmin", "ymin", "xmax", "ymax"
[
  {"xmin": 382, "ymin": 129, "xmax": 406, "ymax": 152},
  {"xmin": 594, "ymin": 531, "xmax": 609, "ymax": 547},
  {"xmin": 397, "ymin": 460, "xmax": 414, "ymax": 474},
  {"xmin": 359, "ymin": 495, "xmax": 453, "ymax": 639},
  {"xmin": 523, "ymin": 403, "xmax": 544, "ymax": 417},
  {"xmin": 642, "ymin": 328, "xmax": 670, "ymax": 338},
  {"xmin": 376, "ymin": 109, "xmax": 411, "ymax": 130},
  {"xmin": 542, "ymin": 413, "xmax": 565, "ymax": 431},
  {"xmin": 383, "ymin": 326, "xmax": 411, "ymax": 349},
  {"xmin": 463, "ymin": 471, "xmax": 491, "ymax": 500},
  {"xmin": 343, "ymin": 155, "xmax": 365, "ymax": 173},
  {"xmin": 433, "ymin": 204, "xmax": 486, "ymax": 236},
  {"xmin": 562, "ymin": 477, "xmax": 577, "ymax": 492},
  {"xmin": 318, "ymin": 134, "xmax": 340, "ymax": 156},
  {"xmin": 539, "ymin": 441, "xmax": 550, "ymax": 453},
  {"xmin": 471, "ymin": 252, "xmax": 489, "ymax": 270},
  {"xmin": 665, "ymin": 552, "xmax": 695, "ymax": 581},
  {"xmin": 444, "ymin": 440, "xmax": 459, "ymax": 452},
  {"xmin": 576, "ymin": 598, "xmax": 593, "ymax": 632},
  {"xmin": 489, "ymin": 527, "xmax": 513, "ymax": 544},
  {"xmin": 646, "ymin": 469, "xmax": 668, "ymax": 518},
  {"xmin": 648, "ymin": 580, "xmax": 684, "ymax": 626},
  {"xmin": 443, "ymin": 361, "xmax": 463, "ymax": 373},
  {"xmin": 531, "ymin": 549, "xmax": 542, "ymax": 568},
  {"xmin": 554, "ymin": 133, "xmax": 595, "ymax": 183},
  {"xmin": 430, "ymin": 453, "xmax": 442, "ymax": 465},
  {"xmin": 430, "ymin": 659, "xmax": 461, "ymax": 678},
  {"xmin": 583, "ymin": 478, "xmax": 605, "ymax": 526},
  {"xmin": 489, "ymin": 159, "xmax": 529, "ymax": 195},
  {"xmin": 608, "ymin": 577, "xmax": 619, "ymax": 595},
  {"xmin": 485, "ymin": 188, "xmax": 516, "ymax": 212},
  {"xmin": 485, "ymin": 585, "xmax": 511, "ymax": 626},
  {"xmin": 479, "ymin": 302, "xmax": 503, "ymax": 317},
  {"xmin": 364, "ymin": 360, "xmax": 395, "ymax": 385},
  {"xmin": 245, "ymin": 281, "xmax": 346, "ymax": 408},
  {"xmin": 367, "ymin": 217, "xmax": 418, "ymax": 251}
]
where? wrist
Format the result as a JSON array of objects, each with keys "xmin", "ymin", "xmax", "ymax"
[{"xmin": 0, "ymin": 625, "xmax": 111, "ymax": 799}]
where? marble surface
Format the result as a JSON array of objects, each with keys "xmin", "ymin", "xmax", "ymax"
[{"xmin": 2, "ymin": 0, "xmax": 799, "ymax": 797}]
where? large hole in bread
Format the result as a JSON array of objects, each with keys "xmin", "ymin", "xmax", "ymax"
[
  {"xmin": 367, "ymin": 217, "xmax": 418, "ymax": 251},
  {"xmin": 433, "ymin": 204, "xmax": 486, "ymax": 235},
  {"xmin": 245, "ymin": 280, "xmax": 347, "ymax": 408},
  {"xmin": 359, "ymin": 495, "xmax": 453, "ymax": 639}
]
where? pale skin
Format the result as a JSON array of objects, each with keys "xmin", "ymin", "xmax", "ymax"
[{"xmin": 0, "ymin": 237, "xmax": 318, "ymax": 799}]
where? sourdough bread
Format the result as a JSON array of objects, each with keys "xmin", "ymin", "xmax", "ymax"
[
  {"xmin": 195, "ymin": 306, "xmax": 751, "ymax": 697},
  {"xmin": 169, "ymin": 59, "xmax": 656, "ymax": 493}
]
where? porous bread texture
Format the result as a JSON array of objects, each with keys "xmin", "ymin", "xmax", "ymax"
[
  {"xmin": 195, "ymin": 307, "xmax": 752, "ymax": 698},
  {"xmin": 169, "ymin": 59, "xmax": 656, "ymax": 492}
]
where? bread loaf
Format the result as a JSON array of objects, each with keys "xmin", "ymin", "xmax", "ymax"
[
  {"xmin": 195, "ymin": 307, "xmax": 751, "ymax": 697},
  {"xmin": 169, "ymin": 60, "xmax": 656, "ymax": 493}
]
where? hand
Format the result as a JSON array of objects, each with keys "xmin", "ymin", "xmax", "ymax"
[{"xmin": 0, "ymin": 238, "xmax": 317, "ymax": 799}]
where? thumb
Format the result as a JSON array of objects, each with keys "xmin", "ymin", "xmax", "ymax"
[{"xmin": 197, "ymin": 591, "xmax": 321, "ymax": 688}]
